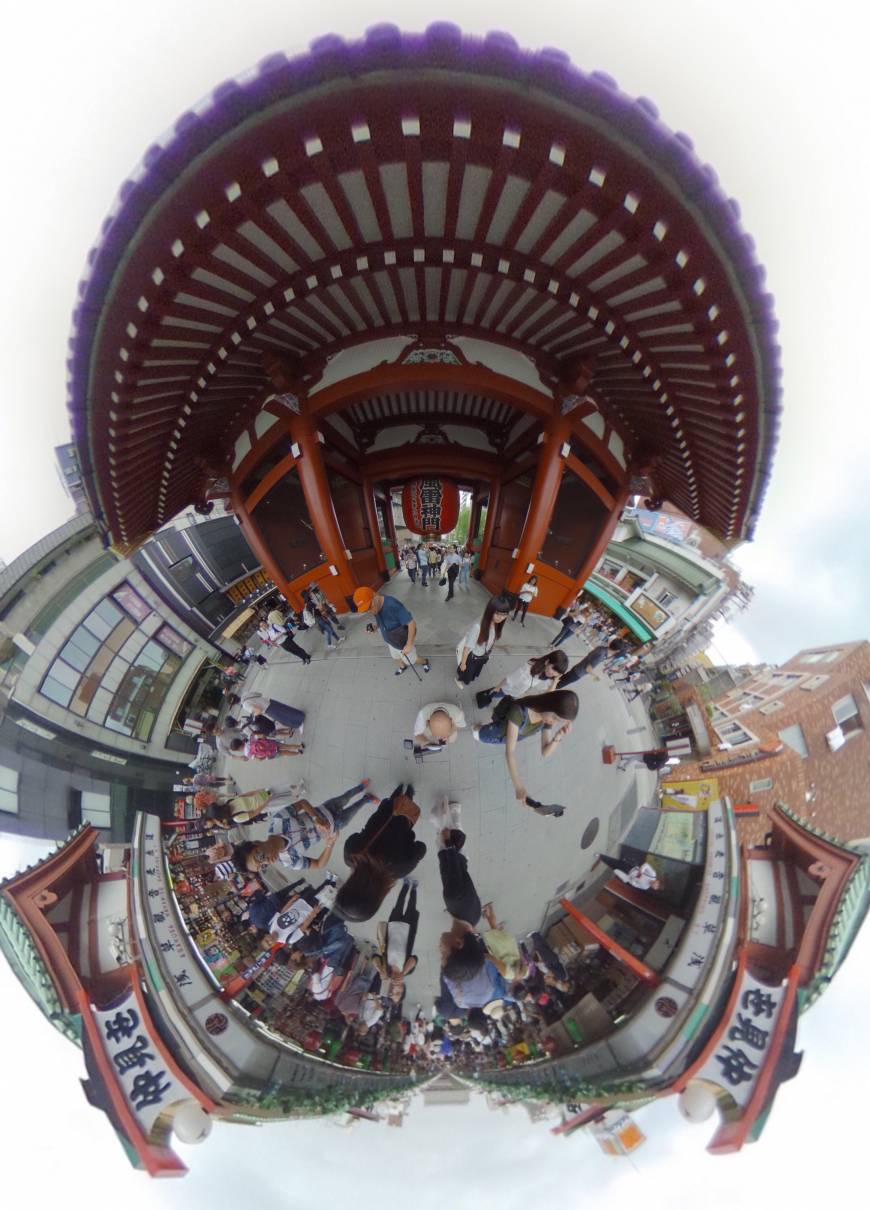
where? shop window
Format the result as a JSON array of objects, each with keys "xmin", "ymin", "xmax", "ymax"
[
  {"xmin": 657, "ymin": 589, "xmax": 678, "ymax": 609},
  {"xmin": 0, "ymin": 764, "xmax": 19, "ymax": 814},
  {"xmin": 778, "ymin": 723, "xmax": 809, "ymax": 758}
]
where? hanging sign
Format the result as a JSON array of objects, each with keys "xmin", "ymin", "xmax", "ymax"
[{"xmin": 401, "ymin": 478, "xmax": 460, "ymax": 535}]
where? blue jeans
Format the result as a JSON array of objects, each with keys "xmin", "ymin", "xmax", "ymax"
[
  {"xmin": 476, "ymin": 721, "xmax": 537, "ymax": 744},
  {"xmin": 316, "ymin": 616, "xmax": 339, "ymax": 645},
  {"xmin": 419, "ymin": 564, "xmax": 428, "ymax": 586},
  {"xmin": 552, "ymin": 622, "xmax": 578, "ymax": 647},
  {"xmin": 458, "ymin": 564, "xmax": 470, "ymax": 585}
]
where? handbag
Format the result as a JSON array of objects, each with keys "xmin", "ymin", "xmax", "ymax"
[{"xmin": 439, "ymin": 576, "xmax": 447, "ymax": 586}]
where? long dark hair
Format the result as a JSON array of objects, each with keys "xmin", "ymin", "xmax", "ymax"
[
  {"xmin": 518, "ymin": 689, "xmax": 579, "ymax": 721},
  {"xmin": 478, "ymin": 595, "xmax": 511, "ymax": 647},
  {"xmin": 333, "ymin": 859, "xmax": 397, "ymax": 922},
  {"xmin": 529, "ymin": 650, "xmax": 569, "ymax": 678}
]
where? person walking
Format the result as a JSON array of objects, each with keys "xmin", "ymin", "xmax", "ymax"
[
  {"xmin": 472, "ymin": 689, "xmax": 579, "ymax": 805},
  {"xmin": 373, "ymin": 879, "xmax": 420, "ymax": 1005},
  {"xmin": 455, "ymin": 594, "xmax": 511, "ymax": 688},
  {"xmin": 558, "ymin": 637, "xmax": 629, "ymax": 688},
  {"xmin": 443, "ymin": 546, "xmax": 462, "ymax": 601},
  {"xmin": 458, "ymin": 548, "xmax": 473, "ymax": 588},
  {"xmin": 353, "ymin": 586, "xmax": 431, "ymax": 677},
  {"xmin": 551, "ymin": 601, "xmax": 587, "ymax": 647},
  {"xmin": 430, "ymin": 800, "xmax": 510, "ymax": 1018},
  {"xmin": 403, "ymin": 547, "xmax": 418, "ymax": 583},
  {"xmin": 512, "ymin": 575, "xmax": 538, "ymax": 626},
  {"xmin": 228, "ymin": 733, "xmax": 304, "ymax": 760},
  {"xmin": 265, "ymin": 607, "xmax": 312, "ymax": 665},
  {"xmin": 335, "ymin": 784, "xmax": 428, "ymax": 921},
  {"xmin": 416, "ymin": 543, "xmax": 429, "ymax": 587},
  {"xmin": 312, "ymin": 602, "xmax": 343, "ymax": 651},
  {"xmin": 428, "ymin": 544, "xmax": 440, "ymax": 583}
]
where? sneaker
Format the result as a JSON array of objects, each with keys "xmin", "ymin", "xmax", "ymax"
[
  {"xmin": 471, "ymin": 725, "xmax": 481, "ymax": 742},
  {"xmin": 337, "ymin": 636, "xmax": 346, "ymax": 645},
  {"xmin": 445, "ymin": 801, "xmax": 462, "ymax": 830},
  {"xmin": 360, "ymin": 778, "xmax": 370, "ymax": 790},
  {"xmin": 454, "ymin": 677, "xmax": 464, "ymax": 690},
  {"xmin": 422, "ymin": 661, "xmax": 431, "ymax": 673},
  {"xmin": 395, "ymin": 666, "xmax": 407, "ymax": 676}
]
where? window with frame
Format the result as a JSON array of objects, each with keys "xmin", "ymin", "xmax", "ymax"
[
  {"xmin": 81, "ymin": 791, "xmax": 111, "ymax": 829},
  {"xmin": 832, "ymin": 694, "xmax": 863, "ymax": 738},
  {"xmin": 656, "ymin": 589, "xmax": 678, "ymax": 609},
  {"xmin": 40, "ymin": 590, "xmax": 183, "ymax": 740},
  {"xmin": 715, "ymin": 720, "xmax": 756, "ymax": 747},
  {"xmin": 750, "ymin": 778, "xmax": 773, "ymax": 793},
  {"xmin": 759, "ymin": 699, "xmax": 784, "ymax": 715},
  {"xmin": 0, "ymin": 764, "xmax": 19, "ymax": 814}
]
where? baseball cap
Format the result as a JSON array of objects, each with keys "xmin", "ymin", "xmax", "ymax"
[{"xmin": 353, "ymin": 586, "xmax": 375, "ymax": 611}]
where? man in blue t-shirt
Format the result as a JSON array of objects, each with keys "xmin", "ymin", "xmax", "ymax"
[{"xmin": 353, "ymin": 586, "xmax": 432, "ymax": 677}]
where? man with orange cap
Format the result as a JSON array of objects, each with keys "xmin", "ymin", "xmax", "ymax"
[{"xmin": 353, "ymin": 586, "xmax": 431, "ymax": 678}]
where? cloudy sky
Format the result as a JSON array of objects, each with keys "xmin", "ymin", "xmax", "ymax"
[{"xmin": 0, "ymin": 2, "xmax": 868, "ymax": 1200}]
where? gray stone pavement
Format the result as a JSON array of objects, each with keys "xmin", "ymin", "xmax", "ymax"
[{"xmin": 220, "ymin": 573, "xmax": 655, "ymax": 1007}]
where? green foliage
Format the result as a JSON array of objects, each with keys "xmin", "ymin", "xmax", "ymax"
[{"xmin": 447, "ymin": 502, "xmax": 471, "ymax": 545}]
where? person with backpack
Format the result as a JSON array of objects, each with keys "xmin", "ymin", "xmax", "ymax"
[
  {"xmin": 455, "ymin": 594, "xmax": 511, "ymax": 688},
  {"xmin": 353, "ymin": 586, "xmax": 431, "ymax": 677},
  {"xmin": 472, "ymin": 689, "xmax": 579, "ymax": 804}
]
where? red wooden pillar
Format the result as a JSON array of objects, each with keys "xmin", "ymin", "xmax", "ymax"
[
  {"xmin": 506, "ymin": 412, "xmax": 573, "ymax": 594},
  {"xmin": 362, "ymin": 477, "xmax": 387, "ymax": 577},
  {"xmin": 476, "ymin": 478, "xmax": 501, "ymax": 576},
  {"xmin": 288, "ymin": 411, "xmax": 358, "ymax": 606},
  {"xmin": 557, "ymin": 484, "xmax": 631, "ymax": 612}
]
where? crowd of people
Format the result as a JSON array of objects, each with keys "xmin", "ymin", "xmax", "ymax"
[{"xmin": 178, "ymin": 544, "xmax": 662, "ymax": 1074}]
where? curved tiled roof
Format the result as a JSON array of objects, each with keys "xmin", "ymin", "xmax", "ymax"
[{"xmin": 67, "ymin": 24, "xmax": 781, "ymax": 548}]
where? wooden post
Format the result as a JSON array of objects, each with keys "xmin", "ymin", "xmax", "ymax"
[{"xmin": 506, "ymin": 412, "xmax": 573, "ymax": 594}]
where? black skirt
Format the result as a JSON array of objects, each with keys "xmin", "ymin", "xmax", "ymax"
[{"xmin": 457, "ymin": 651, "xmax": 489, "ymax": 685}]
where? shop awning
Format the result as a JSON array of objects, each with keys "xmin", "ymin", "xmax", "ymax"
[{"xmin": 583, "ymin": 580, "xmax": 655, "ymax": 641}]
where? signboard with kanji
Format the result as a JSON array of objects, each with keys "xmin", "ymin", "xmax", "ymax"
[
  {"xmin": 693, "ymin": 971, "xmax": 789, "ymax": 1109},
  {"xmin": 666, "ymin": 797, "xmax": 732, "ymax": 989}
]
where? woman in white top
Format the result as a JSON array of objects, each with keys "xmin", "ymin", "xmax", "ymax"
[
  {"xmin": 373, "ymin": 879, "xmax": 419, "ymax": 1004},
  {"xmin": 512, "ymin": 575, "xmax": 539, "ymax": 626},
  {"xmin": 458, "ymin": 548, "xmax": 473, "ymax": 587},
  {"xmin": 491, "ymin": 650, "xmax": 569, "ymax": 703},
  {"xmin": 455, "ymin": 595, "xmax": 511, "ymax": 687}
]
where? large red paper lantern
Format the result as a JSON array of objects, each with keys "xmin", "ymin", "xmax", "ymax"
[{"xmin": 401, "ymin": 478, "xmax": 460, "ymax": 535}]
